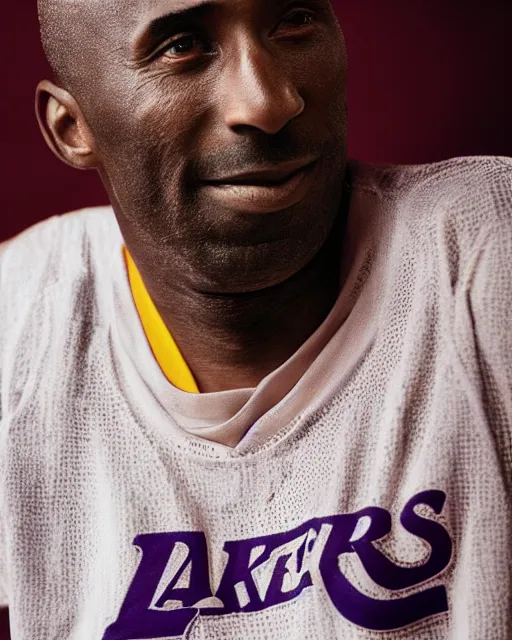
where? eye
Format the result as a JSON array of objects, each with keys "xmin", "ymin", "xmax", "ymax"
[
  {"xmin": 162, "ymin": 33, "xmax": 213, "ymax": 59},
  {"xmin": 280, "ymin": 9, "xmax": 317, "ymax": 31}
]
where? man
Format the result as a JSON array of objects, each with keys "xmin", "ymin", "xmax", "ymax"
[{"xmin": 0, "ymin": 0, "xmax": 510, "ymax": 638}]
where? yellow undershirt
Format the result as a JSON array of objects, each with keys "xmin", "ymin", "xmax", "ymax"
[{"xmin": 122, "ymin": 246, "xmax": 200, "ymax": 394}]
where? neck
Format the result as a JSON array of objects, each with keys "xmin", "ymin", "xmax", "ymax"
[
  {"xmin": 137, "ymin": 184, "xmax": 351, "ymax": 394},
  {"xmin": 169, "ymin": 235, "xmax": 343, "ymax": 392}
]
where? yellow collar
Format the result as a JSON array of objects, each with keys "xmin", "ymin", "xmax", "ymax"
[{"xmin": 122, "ymin": 246, "xmax": 200, "ymax": 394}]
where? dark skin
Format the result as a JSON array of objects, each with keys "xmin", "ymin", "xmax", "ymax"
[{"xmin": 36, "ymin": 0, "xmax": 349, "ymax": 392}]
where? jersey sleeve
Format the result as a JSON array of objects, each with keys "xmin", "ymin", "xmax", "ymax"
[
  {"xmin": 0, "ymin": 529, "xmax": 7, "ymax": 608},
  {"xmin": 0, "ymin": 239, "xmax": 6, "ymax": 424},
  {"xmin": 469, "ymin": 218, "xmax": 512, "ymax": 492},
  {"xmin": 0, "ymin": 239, "xmax": 10, "ymax": 607}
]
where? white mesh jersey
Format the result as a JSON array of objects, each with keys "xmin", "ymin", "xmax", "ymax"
[{"xmin": 0, "ymin": 155, "xmax": 511, "ymax": 640}]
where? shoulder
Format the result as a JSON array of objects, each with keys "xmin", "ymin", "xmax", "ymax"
[
  {"xmin": 421, "ymin": 155, "xmax": 512, "ymax": 229},
  {"xmin": 351, "ymin": 155, "xmax": 512, "ymax": 213},
  {"xmin": 0, "ymin": 206, "xmax": 118, "ymax": 286},
  {"xmin": 351, "ymin": 154, "xmax": 512, "ymax": 252},
  {"xmin": 0, "ymin": 206, "xmax": 119, "ymax": 329},
  {"xmin": 0, "ymin": 205, "xmax": 118, "ymax": 260},
  {"xmin": 416, "ymin": 155, "xmax": 512, "ymax": 251}
]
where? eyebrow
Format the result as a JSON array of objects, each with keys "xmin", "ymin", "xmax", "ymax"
[{"xmin": 132, "ymin": 1, "xmax": 217, "ymax": 59}]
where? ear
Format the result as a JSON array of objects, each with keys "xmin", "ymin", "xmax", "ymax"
[{"xmin": 35, "ymin": 80, "xmax": 98, "ymax": 170}]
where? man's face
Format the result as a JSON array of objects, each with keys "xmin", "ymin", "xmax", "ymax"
[{"xmin": 75, "ymin": 0, "xmax": 348, "ymax": 293}]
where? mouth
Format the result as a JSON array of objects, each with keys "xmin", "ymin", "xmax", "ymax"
[
  {"xmin": 204, "ymin": 157, "xmax": 318, "ymax": 186},
  {"xmin": 201, "ymin": 158, "xmax": 319, "ymax": 214}
]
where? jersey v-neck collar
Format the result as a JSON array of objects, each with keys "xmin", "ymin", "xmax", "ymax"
[
  {"xmin": 122, "ymin": 245, "xmax": 200, "ymax": 394},
  {"xmin": 106, "ymin": 161, "xmax": 381, "ymax": 456}
]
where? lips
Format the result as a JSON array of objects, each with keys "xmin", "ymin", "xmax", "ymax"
[
  {"xmin": 201, "ymin": 159, "xmax": 319, "ymax": 214},
  {"xmin": 216, "ymin": 168, "xmax": 304, "ymax": 187},
  {"xmin": 203, "ymin": 157, "xmax": 319, "ymax": 188}
]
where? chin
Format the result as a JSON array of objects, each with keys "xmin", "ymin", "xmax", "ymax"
[{"xmin": 185, "ymin": 208, "xmax": 337, "ymax": 294}]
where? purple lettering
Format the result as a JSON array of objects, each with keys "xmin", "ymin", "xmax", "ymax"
[
  {"xmin": 102, "ymin": 490, "xmax": 453, "ymax": 637},
  {"xmin": 102, "ymin": 532, "xmax": 213, "ymax": 640},
  {"xmin": 352, "ymin": 490, "xmax": 452, "ymax": 590},
  {"xmin": 212, "ymin": 522, "xmax": 324, "ymax": 613},
  {"xmin": 319, "ymin": 493, "xmax": 451, "ymax": 631}
]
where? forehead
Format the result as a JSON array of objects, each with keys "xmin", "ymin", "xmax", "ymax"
[{"xmin": 99, "ymin": 0, "xmax": 294, "ymax": 35}]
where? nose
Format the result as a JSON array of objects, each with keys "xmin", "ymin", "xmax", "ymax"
[{"xmin": 221, "ymin": 41, "xmax": 305, "ymax": 135}]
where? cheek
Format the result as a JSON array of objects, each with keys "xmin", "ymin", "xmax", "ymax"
[
  {"xmin": 91, "ymin": 72, "xmax": 209, "ymax": 169},
  {"xmin": 125, "ymin": 78, "xmax": 217, "ymax": 197},
  {"xmin": 310, "ymin": 44, "xmax": 347, "ymax": 102},
  {"xmin": 98, "ymin": 79, "xmax": 209, "ymax": 201},
  {"xmin": 286, "ymin": 32, "xmax": 348, "ymax": 121},
  {"xmin": 130, "ymin": 75, "xmax": 212, "ymax": 149}
]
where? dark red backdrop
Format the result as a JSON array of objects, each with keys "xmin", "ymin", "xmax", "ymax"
[{"xmin": 1, "ymin": 0, "xmax": 511, "ymax": 243}]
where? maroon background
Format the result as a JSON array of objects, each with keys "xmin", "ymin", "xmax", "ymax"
[{"xmin": 1, "ymin": 0, "xmax": 511, "ymax": 243}]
